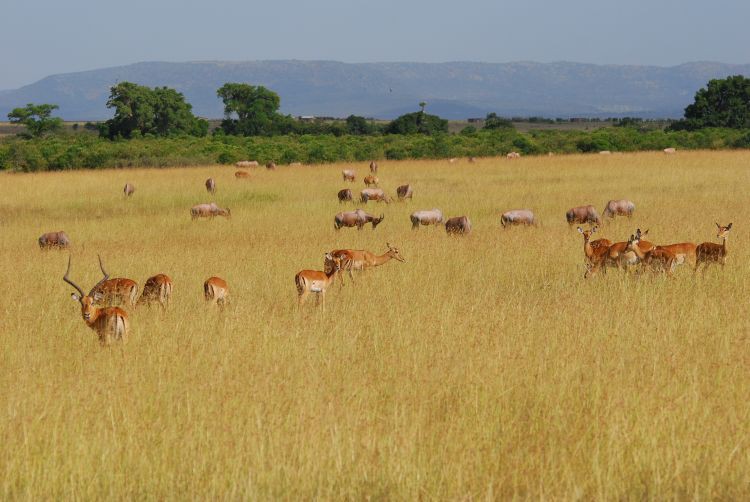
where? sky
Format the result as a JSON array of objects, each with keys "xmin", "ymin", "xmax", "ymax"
[{"xmin": 1, "ymin": 0, "xmax": 749, "ymax": 90}]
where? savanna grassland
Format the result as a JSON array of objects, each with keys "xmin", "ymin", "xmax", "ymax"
[{"xmin": 0, "ymin": 151, "xmax": 748, "ymax": 499}]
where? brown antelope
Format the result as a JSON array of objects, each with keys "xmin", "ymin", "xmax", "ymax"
[
  {"xmin": 364, "ymin": 175, "xmax": 379, "ymax": 187},
  {"xmin": 89, "ymin": 256, "xmax": 139, "ymax": 307},
  {"xmin": 326, "ymin": 243, "xmax": 405, "ymax": 285},
  {"xmin": 501, "ymin": 210, "xmax": 536, "ymax": 227},
  {"xmin": 626, "ymin": 233, "xmax": 677, "ymax": 276},
  {"xmin": 39, "ymin": 231, "xmax": 70, "ymax": 250},
  {"xmin": 266, "ymin": 161, "xmax": 276, "ymax": 170},
  {"xmin": 695, "ymin": 223, "xmax": 732, "ymax": 273},
  {"xmin": 205, "ymin": 178, "xmax": 216, "ymax": 194},
  {"xmin": 137, "ymin": 274, "xmax": 173, "ymax": 308},
  {"xmin": 506, "ymin": 151, "xmax": 520, "ymax": 159},
  {"xmin": 369, "ymin": 160, "xmax": 378, "ymax": 174},
  {"xmin": 63, "ymin": 256, "xmax": 130, "ymax": 345},
  {"xmin": 445, "ymin": 216, "xmax": 472, "ymax": 235},
  {"xmin": 342, "ymin": 169, "xmax": 356, "ymax": 182},
  {"xmin": 337, "ymin": 188, "xmax": 353, "ymax": 203},
  {"xmin": 360, "ymin": 188, "xmax": 391, "ymax": 204},
  {"xmin": 604, "ymin": 228, "xmax": 654, "ymax": 269},
  {"xmin": 235, "ymin": 170, "xmax": 250, "ymax": 179},
  {"xmin": 410, "ymin": 209, "xmax": 443, "ymax": 229},
  {"xmin": 123, "ymin": 183, "xmax": 135, "ymax": 197},
  {"xmin": 191, "ymin": 203, "xmax": 231, "ymax": 220},
  {"xmin": 334, "ymin": 209, "xmax": 384, "ymax": 230},
  {"xmin": 654, "ymin": 241, "xmax": 697, "ymax": 270},
  {"xmin": 578, "ymin": 226, "xmax": 611, "ymax": 278},
  {"xmin": 295, "ymin": 253, "xmax": 341, "ymax": 306},
  {"xmin": 567, "ymin": 205, "xmax": 602, "ymax": 226},
  {"xmin": 602, "ymin": 199, "xmax": 635, "ymax": 219},
  {"xmin": 396, "ymin": 184, "xmax": 413, "ymax": 201},
  {"xmin": 204, "ymin": 277, "xmax": 230, "ymax": 308}
]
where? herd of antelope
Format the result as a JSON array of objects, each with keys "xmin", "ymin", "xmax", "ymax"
[{"xmin": 40, "ymin": 154, "xmax": 730, "ymax": 345}]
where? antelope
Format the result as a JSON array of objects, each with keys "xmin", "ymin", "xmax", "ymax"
[
  {"xmin": 468, "ymin": 157, "xmax": 477, "ymax": 163},
  {"xmin": 602, "ymin": 199, "xmax": 635, "ymax": 219},
  {"xmin": 445, "ymin": 216, "xmax": 472, "ymax": 235},
  {"xmin": 599, "ymin": 150, "xmax": 612, "ymax": 155},
  {"xmin": 360, "ymin": 188, "xmax": 391, "ymax": 204},
  {"xmin": 577, "ymin": 226, "xmax": 611, "ymax": 278},
  {"xmin": 506, "ymin": 151, "xmax": 520, "ymax": 159},
  {"xmin": 501, "ymin": 209, "xmax": 536, "ymax": 227},
  {"xmin": 663, "ymin": 147, "xmax": 676, "ymax": 154},
  {"xmin": 337, "ymin": 188, "xmax": 353, "ymax": 203},
  {"xmin": 342, "ymin": 169, "xmax": 356, "ymax": 182},
  {"xmin": 326, "ymin": 243, "xmax": 405, "ymax": 285},
  {"xmin": 567, "ymin": 205, "xmax": 602, "ymax": 226},
  {"xmin": 205, "ymin": 178, "xmax": 216, "ymax": 194},
  {"xmin": 63, "ymin": 256, "xmax": 129, "ymax": 345},
  {"xmin": 137, "ymin": 274, "xmax": 173, "ymax": 308},
  {"xmin": 236, "ymin": 160, "xmax": 259, "ymax": 167},
  {"xmin": 410, "ymin": 209, "xmax": 443, "ymax": 229},
  {"xmin": 654, "ymin": 241, "xmax": 697, "ymax": 270},
  {"xmin": 123, "ymin": 183, "xmax": 135, "ymax": 197},
  {"xmin": 695, "ymin": 223, "xmax": 732, "ymax": 273},
  {"xmin": 191, "ymin": 203, "xmax": 231, "ymax": 220},
  {"xmin": 39, "ymin": 231, "xmax": 70, "ymax": 250},
  {"xmin": 396, "ymin": 184, "xmax": 413, "ymax": 201},
  {"xmin": 604, "ymin": 228, "xmax": 655, "ymax": 269},
  {"xmin": 266, "ymin": 161, "xmax": 276, "ymax": 170},
  {"xmin": 295, "ymin": 253, "xmax": 342, "ymax": 306},
  {"xmin": 235, "ymin": 170, "xmax": 250, "ymax": 179},
  {"xmin": 89, "ymin": 256, "xmax": 139, "ymax": 307},
  {"xmin": 369, "ymin": 160, "xmax": 378, "ymax": 174},
  {"xmin": 204, "ymin": 276, "xmax": 230, "ymax": 308},
  {"xmin": 334, "ymin": 209, "xmax": 384, "ymax": 230},
  {"xmin": 626, "ymin": 233, "xmax": 676, "ymax": 276},
  {"xmin": 364, "ymin": 175, "xmax": 379, "ymax": 187},
  {"xmin": 448, "ymin": 158, "xmax": 458, "ymax": 163}
]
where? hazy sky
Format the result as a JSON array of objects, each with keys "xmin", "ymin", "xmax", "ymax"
[{"xmin": 1, "ymin": 0, "xmax": 748, "ymax": 90}]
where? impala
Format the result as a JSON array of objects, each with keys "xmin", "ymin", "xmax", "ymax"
[
  {"xmin": 204, "ymin": 276, "xmax": 230, "ymax": 308},
  {"xmin": 38, "ymin": 231, "xmax": 70, "ymax": 250},
  {"xmin": 578, "ymin": 226, "xmax": 611, "ymax": 278},
  {"xmin": 123, "ymin": 183, "xmax": 135, "ymax": 197},
  {"xmin": 295, "ymin": 253, "xmax": 341, "ymax": 306},
  {"xmin": 137, "ymin": 274, "xmax": 173, "ymax": 308},
  {"xmin": 654, "ymin": 241, "xmax": 697, "ymax": 270},
  {"xmin": 205, "ymin": 177, "xmax": 216, "ymax": 194},
  {"xmin": 89, "ymin": 256, "xmax": 139, "ymax": 307},
  {"xmin": 342, "ymin": 169, "xmax": 356, "ymax": 182},
  {"xmin": 604, "ymin": 228, "xmax": 654, "ymax": 269},
  {"xmin": 364, "ymin": 175, "xmax": 379, "ymax": 187},
  {"xmin": 626, "ymin": 233, "xmax": 676, "ymax": 276},
  {"xmin": 325, "ymin": 243, "xmax": 405, "ymax": 285},
  {"xmin": 63, "ymin": 256, "xmax": 129, "ymax": 345},
  {"xmin": 695, "ymin": 223, "xmax": 732, "ymax": 273}
]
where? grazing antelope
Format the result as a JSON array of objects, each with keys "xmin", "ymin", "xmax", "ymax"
[
  {"xmin": 695, "ymin": 223, "xmax": 732, "ymax": 273},
  {"xmin": 326, "ymin": 243, "xmax": 405, "ymax": 285},
  {"xmin": 577, "ymin": 226, "xmax": 611, "ymax": 278},
  {"xmin": 295, "ymin": 253, "xmax": 341, "ymax": 306},
  {"xmin": 604, "ymin": 228, "xmax": 654, "ymax": 269},
  {"xmin": 663, "ymin": 147, "xmax": 676, "ymax": 154},
  {"xmin": 38, "ymin": 231, "xmax": 70, "ymax": 250},
  {"xmin": 626, "ymin": 233, "xmax": 676, "ymax": 276},
  {"xmin": 137, "ymin": 274, "xmax": 173, "ymax": 308},
  {"xmin": 236, "ymin": 160, "xmax": 259, "ymax": 167},
  {"xmin": 191, "ymin": 203, "xmax": 231, "ymax": 220},
  {"xmin": 123, "ymin": 183, "xmax": 135, "ymax": 197},
  {"xmin": 506, "ymin": 151, "xmax": 520, "ymax": 159},
  {"xmin": 342, "ymin": 169, "xmax": 356, "ymax": 182},
  {"xmin": 396, "ymin": 184, "xmax": 413, "ymax": 201},
  {"xmin": 204, "ymin": 276, "xmax": 230, "ymax": 308},
  {"xmin": 360, "ymin": 188, "xmax": 391, "ymax": 204},
  {"xmin": 334, "ymin": 209, "xmax": 384, "ymax": 230},
  {"xmin": 63, "ymin": 256, "xmax": 129, "ymax": 345},
  {"xmin": 445, "ymin": 216, "xmax": 472, "ymax": 235},
  {"xmin": 364, "ymin": 175, "xmax": 379, "ymax": 187},
  {"xmin": 369, "ymin": 160, "xmax": 378, "ymax": 174},
  {"xmin": 448, "ymin": 158, "xmax": 458, "ymax": 163},
  {"xmin": 205, "ymin": 177, "xmax": 216, "ymax": 194},
  {"xmin": 337, "ymin": 188, "xmax": 353, "ymax": 203},
  {"xmin": 410, "ymin": 209, "xmax": 443, "ymax": 229},
  {"xmin": 599, "ymin": 150, "xmax": 612, "ymax": 155},
  {"xmin": 89, "ymin": 256, "xmax": 139, "ymax": 307},
  {"xmin": 501, "ymin": 209, "xmax": 536, "ymax": 227},
  {"xmin": 235, "ymin": 170, "xmax": 250, "ymax": 179},
  {"xmin": 602, "ymin": 199, "xmax": 635, "ymax": 219},
  {"xmin": 266, "ymin": 161, "xmax": 276, "ymax": 170},
  {"xmin": 567, "ymin": 205, "xmax": 602, "ymax": 226}
]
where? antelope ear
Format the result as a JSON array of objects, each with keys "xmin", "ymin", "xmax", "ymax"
[
  {"xmin": 71, "ymin": 293, "xmax": 80, "ymax": 302},
  {"xmin": 727, "ymin": 223, "xmax": 732, "ymax": 229},
  {"xmin": 577, "ymin": 227, "xmax": 583, "ymax": 234}
]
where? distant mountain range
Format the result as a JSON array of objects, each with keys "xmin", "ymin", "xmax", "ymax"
[{"xmin": 0, "ymin": 60, "xmax": 748, "ymax": 121}]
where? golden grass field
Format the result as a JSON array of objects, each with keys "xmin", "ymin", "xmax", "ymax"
[{"xmin": 1, "ymin": 151, "xmax": 748, "ymax": 499}]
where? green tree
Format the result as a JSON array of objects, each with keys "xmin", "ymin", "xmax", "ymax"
[
  {"xmin": 345, "ymin": 115, "xmax": 373, "ymax": 135},
  {"xmin": 384, "ymin": 110, "xmax": 448, "ymax": 135},
  {"xmin": 483, "ymin": 113, "xmax": 514, "ymax": 130},
  {"xmin": 670, "ymin": 75, "xmax": 750, "ymax": 130},
  {"xmin": 216, "ymin": 83, "xmax": 287, "ymax": 136},
  {"xmin": 7, "ymin": 103, "xmax": 63, "ymax": 138}
]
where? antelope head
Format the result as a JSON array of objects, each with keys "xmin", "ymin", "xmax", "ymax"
[
  {"xmin": 64, "ymin": 255, "xmax": 109, "ymax": 322},
  {"xmin": 577, "ymin": 226, "xmax": 596, "ymax": 242},
  {"xmin": 372, "ymin": 214, "xmax": 385, "ymax": 229},
  {"xmin": 386, "ymin": 242, "xmax": 405, "ymax": 262},
  {"xmin": 716, "ymin": 222, "xmax": 732, "ymax": 238}
]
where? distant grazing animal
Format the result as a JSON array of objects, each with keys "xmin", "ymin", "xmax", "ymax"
[
  {"xmin": 445, "ymin": 216, "xmax": 472, "ymax": 235},
  {"xmin": 334, "ymin": 209, "xmax": 384, "ymax": 230},
  {"xmin": 695, "ymin": 223, "xmax": 732, "ymax": 273},
  {"xmin": 137, "ymin": 274, "xmax": 173, "ymax": 309},
  {"xmin": 295, "ymin": 253, "xmax": 342, "ymax": 306},
  {"xmin": 123, "ymin": 183, "xmax": 135, "ymax": 197},
  {"xmin": 566, "ymin": 205, "xmax": 601, "ymax": 226},
  {"xmin": 369, "ymin": 161, "xmax": 378, "ymax": 174},
  {"xmin": 290, "ymin": 162, "xmax": 302, "ymax": 166},
  {"xmin": 396, "ymin": 184, "xmax": 413, "ymax": 201},
  {"xmin": 448, "ymin": 158, "xmax": 458, "ymax": 163},
  {"xmin": 337, "ymin": 188, "xmax": 353, "ymax": 203},
  {"xmin": 191, "ymin": 203, "xmax": 231, "ymax": 220},
  {"xmin": 205, "ymin": 177, "xmax": 216, "ymax": 194},
  {"xmin": 501, "ymin": 209, "xmax": 536, "ymax": 228},
  {"xmin": 364, "ymin": 175, "xmax": 379, "ymax": 187},
  {"xmin": 360, "ymin": 188, "xmax": 391, "ymax": 204},
  {"xmin": 599, "ymin": 150, "xmax": 612, "ymax": 155},
  {"xmin": 468, "ymin": 157, "xmax": 477, "ymax": 163},
  {"xmin": 89, "ymin": 256, "xmax": 138, "ymax": 307},
  {"xmin": 266, "ymin": 161, "xmax": 276, "ymax": 170},
  {"xmin": 38, "ymin": 231, "xmax": 70, "ymax": 250},
  {"xmin": 326, "ymin": 243, "xmax": 405, "ymax": 285},
  {"xmin": 204, "ymin": 277, "xmax": 230, "ymax": 308},
  {"xmin": 603, "ymin": 199, "xmax": 635, "ymax": 219},
  {"xmin": 235, "ymin": 170, "xmax": 250, "ymax": 179},
  {"xmin": 342, "ymin": 169, "xmax": 356, "ymax": 182},
  {"xmin": 63, "ymin": 256, "xmax": 129, "ymax": 345},
  {"xmin": 626, "ymin": 233, "xmax": 677, "ymax": 276},
  {"xmin": 410, "ymin": 209, "xmax": 443, "ymax": 229},
  {"xmin": 235, "ymin": 160, "xmax": 258, "ymax": 167},
  {"xmin": 506, "ymin": 151, "xmax": 520, "ymax": 159},
  {"xmin": 663, "ymin": 147, "xmax": 676, "ymax": 154}
]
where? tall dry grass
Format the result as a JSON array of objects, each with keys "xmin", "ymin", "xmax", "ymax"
[{"xmin": 0, "ymin": 151, "xmax": 748, "ymax": 499}]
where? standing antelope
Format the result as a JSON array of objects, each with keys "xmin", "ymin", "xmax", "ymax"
[
  {"xmin": 604, "ymin": 228, "xmax": 654, "ymax": 269},
  {"xmin": 506, "ymin": 151, "xmax": 520, "ymax": 159},
  {"xmin": 89, "ymin": 256, "xmax": 139, "ymax": 307},
  {"xmin": 295, "ymin": 253, "xmax": 341, "ymax": 306},
  {"xmin": 123, "ymin": 183, "xmax": 135, "ymax": 197},
  {"xmin": 468, "ymin": 157, "xmax": 477, "ymax": 163},
  {"xmin": 334, "ymin": 209, "xmax": 384, "ymax": 230},
  {"xmin": 236, "ymin": 160, "xmax": 259, "ymax": 167},
  {"xmin": 626, "ymin": 233, "xmax": 676, "ymax": 276},
  {"xmin": 602, "ymin": 199, "xmax": 635, "ymax": 219},
  {"xmin": 235, "ymin": 170, "xmax": 250, "ymax": 179},
  {"xmin": 369, "ymin": 161, "xmax": 378, "ymax": 174},
  {"xmin": 337, "ymin": 188, "xmax": 353, "ymax": 203},
  {"xmin": 501, "ymin": 210, "xmax": 536, "ymax": 227},
  {"xmin": 445, "ymin": 216, "xmax": 472, "ymax": 235},
  {"xmin": 410, "ymin": 209, "xmax": 443, "ymax": 229},
  {"xmin": 396, "ymin": 184, "xmax": 413, "ymax": 201},
  {"xmin": 39, "ymin": 231, "xmax": 70, "ymax": 250},
  {"xmin": 654, "ymin": 241, "xmax": 697, "ymax": 270},
  {"xmin": 205, "ymin": 178, "xmax": 216, "ymax": 194},
  {"xmin": 567, "ymin": 205, "xmax": 602, "ymax": 226},
  {"xmin": 137, "ymin": 274, "xmax": 173, "ymax": 308},
  {"xmin": 364, "ymin": 175, "xmax": 379, "ymax": 187},
  {"xmin": 191, "ymin": 203, "xmax": 231, "ymax": 220},
  {"xmin": 360, "ymin": 188, "xmax": 391, "ymax": 204},
  {"xmin": 266, "ymin": 161, "xmax": 276, "ymax": 170},
  {"xmin": 63, "ymin": 256, "xmax": 129, "ymax": 345},
  {"xmin": 342, "ymin": 169, "xmax": 356, "ymax": 182},
  {"xmin": 578, "ymin": 226, "xmax": 611, "ymax": 278},
  {"xmin": 204, "ymin": 277, "xmax": 230, "ymax": 308},
  {"xmin": 325, "ymin": 243, "xmax": 405, "ymax": 285},
  {"xmin": 695, "ymin": 223, "xmax": 732, "ymax": 273}
]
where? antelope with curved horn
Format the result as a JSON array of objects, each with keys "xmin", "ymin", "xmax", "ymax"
[
  {"xmin": 137, "ymin": 274, "xmax": 173, "ymax": 308},
  {"xmin": 89, "ymin": 256, "xmax": 138, "ymax": 307},
  {"xmin": 626, "ymin": 233, "xmax": 676, "ymax": 276},
  {"xmin": 325, "ymin": 243, "xmax": 405, "ymax": 285},
  {"xmin": 695, "ymin": 223, "xmax": 732, "ymax": 273},
  {"xmin": 63, "ymin": 256, "xmax": 129, "ymax": 345},
  {"xmin": 295, "ymin": 253, "xmax": 342, "ymax": 306},
  {"xmin": 204, "ymin": 276, "xmax": 230, "ymax": 308}
]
